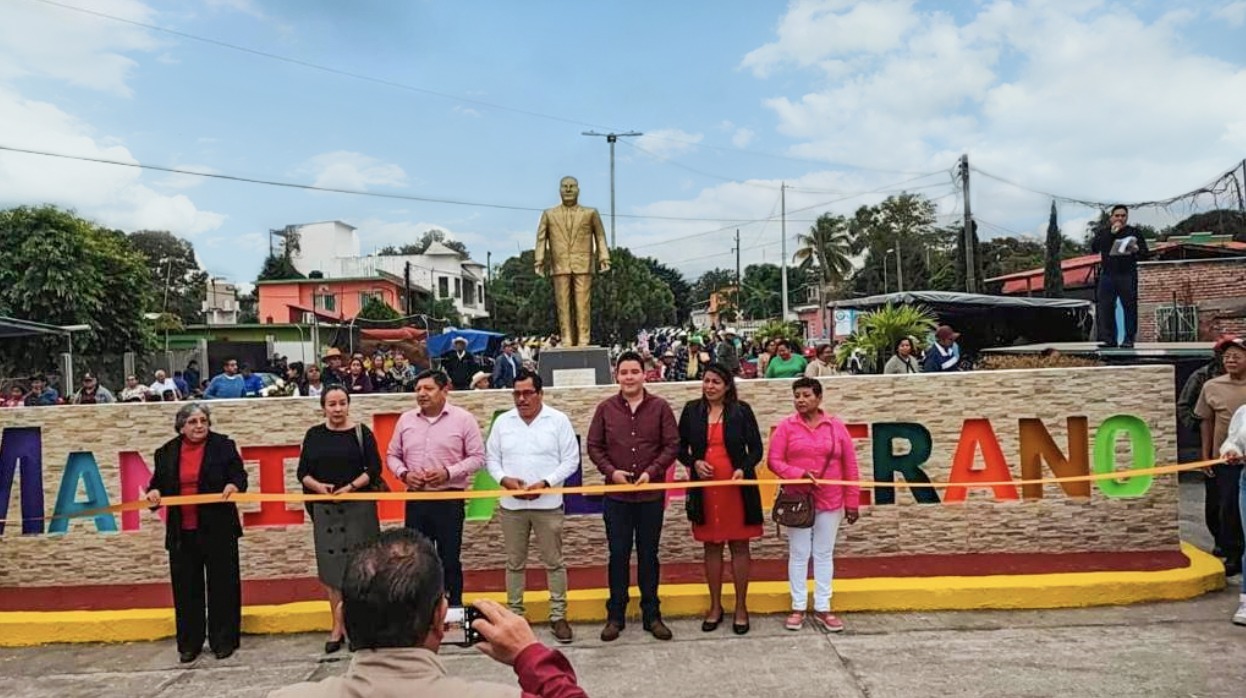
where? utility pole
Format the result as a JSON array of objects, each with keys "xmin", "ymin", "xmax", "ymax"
[
  {"xmin": 581, "ymin": 130, "xmax": 643, "ymax": 249},
  {"xmin": 404, "ymin": 261, "xmax": 412, "ymax": 314},
  {"xmin": 485, "ymin": 251, "xmax": 492, "ymax": 319},
  {"xmin": 959, "ymin": 154, "xmax": 977, "ymax": 294},
  {"xmin": 733, "ymin": 229, "xmax": 741, "ymax": 322},
  {"xmin": 895, "ymin": 245, "xmax": 904, "ymax": 293},
  {"xmin": 781, "ymin": 182, "xmax": 789, "ymax": 322}
]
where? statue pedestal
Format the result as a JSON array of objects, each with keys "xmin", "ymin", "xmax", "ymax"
[{"xmin": 538, "ymin": 346, "xmax": 611, "ymax": 387}]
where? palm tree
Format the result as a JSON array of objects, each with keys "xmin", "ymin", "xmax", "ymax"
[{"xmin": 794, "ymin": 213, "xmax": 854, "ymax": 340}]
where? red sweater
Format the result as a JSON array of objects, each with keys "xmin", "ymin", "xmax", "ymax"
[{"xmin": 179, "ymin": 440, "xmax": 205, "ymax": 530}]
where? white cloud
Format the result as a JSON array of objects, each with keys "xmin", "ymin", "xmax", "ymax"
[
  {"xmin": 632, "ymin": 128, "xmax": 704, "ymax": 160},
  {"xmin": 738, "ymin": 0, "xmax": 1246, "ymax": 248},
  {"xmin": 731, "ymin": 127, "xmax": 756, "ymax": 148},
  {"xmin": 205, "ymin": 0, "xmax": 266, "ymax": 19},
  {"xmin": 453, "ymin": 105, "xmax": 482, "ymax": 118},
  {"xmin": 0, "ymin": 0, "xmax": 161, "ymax": 97},
  {"xmin": 1215, "ymin": 1, "xmax": 1246, "ymax": 26},
  {"xmin": 298, "ymin": 151, "xmax": 408, "ymax": 191},
  {"xmin": 0, "ymin": 86, "xmax": 225, "ymax": 235},
  {"xmin": 741, "ymin": 0, "xmax": 918, "ymax": 78}
]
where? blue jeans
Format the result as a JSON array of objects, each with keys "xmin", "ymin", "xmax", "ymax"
[{"xmin": 1239, "ymin": 468, "xmax": 1246, "ymax": 593}]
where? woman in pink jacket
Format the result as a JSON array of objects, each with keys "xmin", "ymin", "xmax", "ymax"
[{"xmin": 767, "ymin": 376, "xmax": 860, "ymax": 633}]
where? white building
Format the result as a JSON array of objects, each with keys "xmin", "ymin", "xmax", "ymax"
[
  {"xmin": 202, "ymin": 278, "xmax": 239, "ymax": 325},
  {"xmin": 283, "ymin": 220, "xmax": 488, "ymax": 321}
]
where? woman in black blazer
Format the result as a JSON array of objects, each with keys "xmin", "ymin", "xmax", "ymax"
[
  {"xmin": 677, "ymin": 362, "xmax": 764, "ymax": 635},
  {"xmin": 145, "ymin": 402, "xmax": 248, "ymax": 664}
]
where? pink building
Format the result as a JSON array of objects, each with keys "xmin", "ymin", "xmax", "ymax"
[{"xmin": 256, "ymin": 272, "xmax": 416, "ymax": 324}]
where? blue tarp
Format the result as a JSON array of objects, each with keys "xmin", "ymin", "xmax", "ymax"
[{"xmin": 427, "ymin": 328, "xmax": 504, "ymax": 357}]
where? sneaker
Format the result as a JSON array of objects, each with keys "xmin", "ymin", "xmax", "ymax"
[
  {"xmin": 812, "ymin": 612, "xmax": 845, "ymax": 633},
  {"xmin": 784, "ymin": 612, "xmax": 805, "ymax": 631},
  {"xmin": 1234, "ymin": 602, "xmax": 1246, "ymax": 626}
]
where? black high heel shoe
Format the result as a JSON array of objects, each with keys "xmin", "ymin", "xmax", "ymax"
[
  {"xmin": 701, "ymin": 610, "xmax": 724, "ymax": 632},
  {"xmin": 325, "ymin": 637, "xmax": 344, "ymax": 654},
  {"xmin": 732, "ymin": 611, "xmax": 750, "ymax": 635}
]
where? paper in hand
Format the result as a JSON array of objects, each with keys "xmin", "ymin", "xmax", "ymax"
[{"xmin": 1110, "ymin": 236, "xmax": 1138, "ymax": 256}]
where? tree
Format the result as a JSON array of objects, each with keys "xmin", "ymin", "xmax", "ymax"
[
  {"xmin": 256, "ymin": 254, "xmax": 305, "ymax": 281},
  {"xmin": 794, "ymin": 213, "xmax": 854, "ymax": 339},
  {"xmin": 738, "ymin": 263, "xmax": 783, "ymax": 319},
  {"xmin": 1167, "ymin": 209, "xmax": 1246, "ymax": 241},
  {"xmin": 426, "ymin": 297, "xmax": 463, "ymax": 327},
  {"xmin": 590, "ymin": 248, "xmax": 676, "ymax": 344},
  {"xmin": 488, "ymin": 250, "xmax": 557, "ymax": 337},
  {"xmin": 357, "ymin": 295, "xmax": 402, "ymax": 321},
  {"xmin": 129, "ymin": 230, "xmax": 210, "ymax": 325},
  {"xmin": 692, "ymin": 268, "xmax": 736, "ymax": 303},
  {"xmin": 640, "ymin": 256, "xmax": 692, "ymax": 325},
  {"xmin": 0, "ymin": 205, "xmax": 153, "ymax": 372},
  {"xmin": 379, "ymin": 230, "xmax": 470, "ymax": 258},
  {"xmin": 1043, "ymin": 202, "xmax": 1065, "ymax": 298},
  {"xmin": 237, "ymin": 289, "xmax": 258, "ymax": 324},
  {"xmin": 849, "ymin": 193, "xmax": 942, "ymax": 296}
]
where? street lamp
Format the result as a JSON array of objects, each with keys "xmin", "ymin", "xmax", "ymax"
[{"xmin": 884, "ymin": 248, "xmax": 893, "ymax": 294}]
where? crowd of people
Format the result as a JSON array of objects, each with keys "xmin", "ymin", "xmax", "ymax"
[{"xmin": 139, "ymin": 353, "xmax": 861, "ymax": 688}]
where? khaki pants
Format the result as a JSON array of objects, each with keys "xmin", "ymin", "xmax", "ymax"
[{"xmin": 499, "ymin": 506, "xmax": 567, "ymax": 621}]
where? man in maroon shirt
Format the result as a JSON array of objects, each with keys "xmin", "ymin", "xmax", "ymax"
[{"xmin": 587, "ymin": 350, "xmax": 680, "ymax": 642}]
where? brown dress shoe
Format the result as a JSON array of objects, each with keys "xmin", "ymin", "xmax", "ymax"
[
  {"xmin": 600, "ymin": 621, "xmax": 623, "ymax": 642},
  {"xmin": 551, "ymin": 619, "xmax": 574, "ymax": 644},
  {"xmin": 644, "ymin": 619, "xmax": 673, "ymax": 641}
]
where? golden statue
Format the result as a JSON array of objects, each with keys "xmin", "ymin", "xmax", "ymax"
[{"xmin": 534, "ymin": 176, "xmax": 610, "ymax": 347}]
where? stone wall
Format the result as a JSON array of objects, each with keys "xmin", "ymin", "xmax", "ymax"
[{"xmin": 0, "ymin": 366, "xmax": 1178, "ymax": 588}]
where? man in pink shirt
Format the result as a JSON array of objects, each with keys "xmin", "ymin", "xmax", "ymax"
[{"xmin": 387, "ymin": 369, "xmax": 485, "ymax": 605}]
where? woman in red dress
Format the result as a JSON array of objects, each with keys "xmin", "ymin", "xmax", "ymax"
[{"xmin": 678, "ymin": 363, "xmax": 765, "ymax": 635}]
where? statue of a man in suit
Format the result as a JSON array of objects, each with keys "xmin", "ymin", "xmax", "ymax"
[{"xmin": 534, "ymin": 176, "xmax": 610, "ymax": 347}]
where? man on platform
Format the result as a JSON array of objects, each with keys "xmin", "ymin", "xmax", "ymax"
[
  {"xmin": 587, "ymin": 351, "xmax": 679, "ymax": 642},
  {"xmin": 491, "ymin": 339, "xmax": 522, "ymax": 389},
  {"xmin": 485, "ymin": 369, "xmax": 580, "ymax": 644},
  {"xmin": 1092, "ymin": 204, "xmax": 1149, "ymax": 348},
  {"xmin": 534, "ymin": 176, "xmax": 611, "ymax": 347},
  {"xmin": 441, "ymin": 337, "xmax": 481, "ymax": 391},
  {"xmin": 1195, "ymin": 337, "xmax": 1246, "ymax": 577},
  {"xmin": 387, "ymin": 369, "xmax": 485, "ymax": 606}
]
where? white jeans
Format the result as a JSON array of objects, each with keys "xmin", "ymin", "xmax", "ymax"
[{"xmin": 786, "ymin": 509, "xmax": 844, "ymax": 612}]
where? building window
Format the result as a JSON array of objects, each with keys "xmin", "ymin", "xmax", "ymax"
[
  {"xmin": 477, "ymin": 283, "xmax": 484, "ymax": 306},
  {"xmin": 463, "ymin": 281, "xmax": 476, "ymax": 306},
  {"xmin": 454, "ymin": 278, "xmax": 462, "ymax": 299},
  {"xmin": 314, "ymin": 293, "xmax": 336, "ymax": 312},
  {"xmin": 438, "ymin": 277, "xmax": 449, "ymax": 298},
  {"xmin": 359, "ymin": 291, "xmax": 383, "ymax": 308},
  {"xmin": 1155, "ymin": 305, "xmax": 1197, "ymax": 342}
]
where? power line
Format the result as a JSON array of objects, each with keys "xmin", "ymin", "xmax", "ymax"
[
  {"xmin": 26, "ymin": 0, "xmax": 959, "ymax": 177},
  {"xmin": 0, "ymin": 144, "xmax": 828, "ymax": 224},
  {"xmin": 28, "ymin": 0, "xmax": 611, "ymax": 130},
  {"xmin": 970, "ymin": 162, "xmax": 1246, "ymax": 211}
]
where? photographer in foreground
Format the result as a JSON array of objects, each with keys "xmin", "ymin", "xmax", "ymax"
[{"xmin": 269, "ymin": 528, "xmax": 587, "ymax": 698}]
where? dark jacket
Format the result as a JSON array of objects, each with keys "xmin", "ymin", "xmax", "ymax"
[
  {"xmin": 677, "ymin": 399, "xmax": 764, "ymax": 526},
  {"xmin": 1091, "ymin": 224, "xmax": 1149, "ymax": 277},
  {"xmin": 149, "ymin": 431, "xmax": 248, "ymax": 551},
  {"xmin": 491, "ymin": 351, "xmax": 521, "ymax": 389},
  {"xmin": 440, "ymin": 351, "xmax": 480, "ymax": 391}
]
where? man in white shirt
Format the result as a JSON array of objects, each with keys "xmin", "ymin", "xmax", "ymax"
[
  {"xmin": 485, "ymin": 369, "xmax": 580, "ymax": 645},
  {"xmin": 150, "ymin": 369, "xmax": 181, "ymax": 400}
]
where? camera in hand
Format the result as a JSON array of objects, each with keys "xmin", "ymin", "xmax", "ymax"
[{"xmin": 444, "ymin": 605, "xmax": 483, "ymax": 647}]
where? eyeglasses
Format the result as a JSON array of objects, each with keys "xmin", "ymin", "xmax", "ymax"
[{"xmin": 512, "ymin": 389, "xmax": 539, "ymax": 399}]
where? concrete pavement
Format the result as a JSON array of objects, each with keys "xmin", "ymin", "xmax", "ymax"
[{"xmin": 0, "ymin": 479, "xmax": 1242, "ymax": 697}]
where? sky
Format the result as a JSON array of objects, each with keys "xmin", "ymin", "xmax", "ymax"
[{"xmin": 2, "ymin": 0, "xmax": 1245, "ymax": 289}]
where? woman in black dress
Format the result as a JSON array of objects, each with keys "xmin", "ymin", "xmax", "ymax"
[{"xmin": 297, "ymin": 385, "xmax": 382, "ymax": 653}]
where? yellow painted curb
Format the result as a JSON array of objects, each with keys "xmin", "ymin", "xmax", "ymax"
[{"xmin": 0, "ymin": 543, "xmax": 1225, "ymax": 647}]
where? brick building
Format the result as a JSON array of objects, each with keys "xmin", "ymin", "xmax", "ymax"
[{"xmin": 1138, "ymin": 257, "xmax": 1246, "ymax": 342}]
